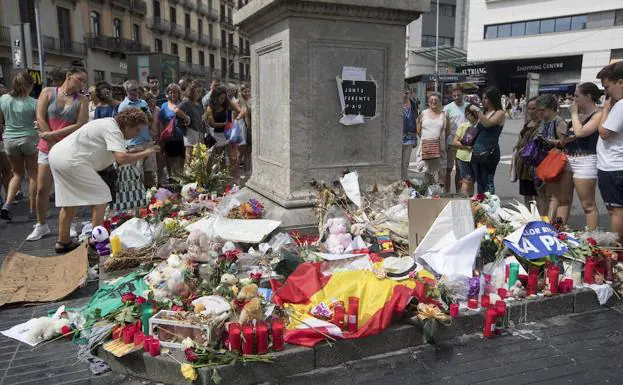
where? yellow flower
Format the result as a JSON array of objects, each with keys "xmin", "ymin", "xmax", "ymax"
[{"xmin": 181, "ymin": 363, "xmax": 198, "ymax": 382}]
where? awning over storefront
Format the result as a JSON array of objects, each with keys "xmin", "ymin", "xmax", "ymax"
[
  {"xmin": 538, "ymin": 83, "xmax": 577, "ymax": 93},
  {"xmin": 411, "ymin": 46, "xmax": 470, "ymax": 66}
]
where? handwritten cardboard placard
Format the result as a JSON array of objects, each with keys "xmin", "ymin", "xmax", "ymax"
[{"xmin": 0, "ymin": 244, "xmax": 88, "ymax": 307}]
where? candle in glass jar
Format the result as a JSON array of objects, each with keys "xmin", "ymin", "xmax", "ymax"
[
  {"xmin": 347, "ymin": 297, "xmax": 359, "ymax": 333},
  {"xmin": 467, "ymin": 298, "xmax": 478, "ymax": 309},
  {"xmin": 495, "ymin": 300, "xmax": 506, "ymax": 317},
  {"xmin": 481, "ymin": 295, "xmax": 490, "ymax": 308},
  {"xmin": 449, "ymin": 303, "xmax": 459, "ymax": 317},
  {"xmin": 508, "ymin": 263, "xmax": 519, "ymax": 289},
  {"xmin": 228, "ymin": 323, "xmax": 242, "ymax": 352},
  {"xmin": 143, "ymin": 335, "xmax": 153, "ymax": 351},
  {"xmin": 584, "ymin": 257, "xmax": 596, "ymax": 284},
  {"xmin": 271, "ymin": 319, "xmax": 285, "ymax": 351},
  {"xmin": 333, "ymin": 303, "xmax": 345, "ymax": 329},
  {"xmin": 497, "ymin": 288, "xmax": 507, "ymax": 299},
  {"xmin": 605, "ymin": 257, "xmax": 614, "ymax": 281},
  {"xmin": 134, "ymin": 331, "xmax": 144, "ymax": 347},
  {"xmin": 256, "ymin": 321, "xmax": 269, "ymax": 355},
  {"xmin": 242, "ymin": 323, "xmax": 254, "ymax": 355},
  {"xmin": 110, "ymin": 235, "xmax": 122, "ymax": 256},
  {"xmin": 149, "ymin": 338, "xmax": 160, "ymax": 356},
  {"xmin": 122, "ymin": 326, "xmax": 134, "ymax": 344},
  {"xmin": 548, "ymin": 268, "xmax": 559, "ymax": 294}
]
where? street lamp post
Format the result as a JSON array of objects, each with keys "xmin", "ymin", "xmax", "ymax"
[
  {"xmin": 434, "ymin": 0, "xmax": 439, "ymax": 94},
  {"xmin": 34, "ymin": 0, "xmax": 45, "ymax": 86}
]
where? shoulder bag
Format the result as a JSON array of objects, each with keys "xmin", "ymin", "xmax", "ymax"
[{"xmin": 536, "ymin": 148, "xmax": 567, "ymax": 183}]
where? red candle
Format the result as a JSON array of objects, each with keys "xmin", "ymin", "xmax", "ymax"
[
  {"xmin": 149, "ymin": 339, "xmax": 160, "ymax": 356},
  {"xmin": 228, "ymin": 323, "xmax": 242, "ymax": 352},
  {"xmin": 484, "ymin": 308, "xmax": 497, "ymax": 338},
  {"xmin": 548, "ymin": 268, "xmax": 559, "ymax": 294},
  {"xmin": 584, "ymin": 257, "xmax": 596, "ymax": 284},
  {"xmin": 505, "ymin": 264, "xmax": 510, "ymax": 283},
  {"xmin": 133, "ymin": 331, "xmax": 144, "ymax": 347},
  {"xmin": 481, "ymin": 295, "xmax": 490, "ymax": 308},
  {"xmin": 333, "ymin": 303, "xmax": 345, "ymax": 329},
  {"xmin": 449, "ymin": 303, "xmax": 459, "ymax": 317},
  {"xmin": 271, "ymin": 319, "xmax": 285, "ymax": 351},
  {"xmin": 122, "ymin": 327, "xmax": 134, "ymax": 344},
  {"xmin": 518, "ymin": 274, "xmax": 528, "ymax": 287},
  {"xmin": 112, "ymin": 325, "xmax": 123, "ymax": 340},
  {"xmin": 467, "ymin": 298, "xmax": 478, "ymax": 309},
  {"xmin": 527, "ymin": 267, "xmax": 539, "ymax": 295},
  {"xmin": 564, "ymin": 278, "xmax": 574, "ymax": 292},
  {"xmin": 495, "ymin": 300, "xmax": 506, "ymax": 317},
  {"xmin": 497, "ymin": 288, "xmax": 507, "ymax": 299},
  {"xmin": 143, "ymin": 335, "xmax": 153, "ymax": 351},
  {"xmin": 347, "ymin": 297, "xmax": 359, "ymax": 333},
  {"xmin": 242, "ymin": 323, "xmax": 254, "ymax": 355},
  {"xmin": 256, "ymin": 321, "xmax": 269, "ymax": 355}
]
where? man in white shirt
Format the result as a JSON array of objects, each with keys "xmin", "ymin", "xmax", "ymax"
[
  {"xmin": 596, "ymin": 62, "xmax": 623, "ymax": 240},
  {"xmin": 443, "ymin": 84, "xmax": 468, "ymax": 193}
]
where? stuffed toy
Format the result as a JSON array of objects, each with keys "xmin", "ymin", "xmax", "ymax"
[
  {"xmin": 27, "ymin": 317, "xmax": 71, "ymax": 343},
  {"xmin": 214, "ymin": 273, "xmax": 239, "ymax": 299},
  {"xmin": 91, "ymin": 226, "xmax": 111, "ymax": 257},
  {"xmin": 234, "ymin": 284, "xmax": 262, "ymax": 324},
  {"xmin": 324, "ymin": 218, "xmax": 352, "ymax": 254},
  {"xmin": 187, "ymin": 230, "xmax": 216, "ymax": 263},
  {"xmin": 510, "ymin": 279, "xmax": 526, "ymax": 298}
]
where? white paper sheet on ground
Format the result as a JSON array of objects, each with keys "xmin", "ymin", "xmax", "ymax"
[
  {"xmin": 315, "ymin": 252, "xmax": 368, "ymax": 261},
  {"xmin": 589, "ymin": 283, "xmax": 614, "ymax": 305},
  {"xmin": 414, "ymin": 200, "xmax": 475, "ymax": 258},
  {"xmin": 214, "ymin": 217, "xmax": 281, "ymax": 244},
  {"xmin": 111, "ymin": 218, "xmax": 160, "ymax": 248},
  {"xmin": 1, "ymin": 305, "xmax": 66, "ymax": 346},
  {"xmin": 418, "ymin": 226, "xmax": 486, "ymax": 277},
  {"xmin": 340, "ymin": 171, "xmax": 362, "ymax": 207},
  {"xmin": 186, "ymin": 217, "xmax": 218, "ymax": 240},
  {"xmin": 294, "ymin": 316, "xmax": 344, "ymax": 339},
  {"xmin": 320, "ymin": 255, "xmax": 373, "ymax": 276},
  {"xmin": 344, "ymin": 235, "xmax": 368, "ymax": 253}
]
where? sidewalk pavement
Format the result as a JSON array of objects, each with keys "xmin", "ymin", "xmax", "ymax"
[{"xmin": 0, "ymin": 198, "xmax": 149, "ymax": 385}]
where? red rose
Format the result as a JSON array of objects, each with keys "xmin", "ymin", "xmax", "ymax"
[
  {"xmin": 136, "ymin": 296, "xmax": 147, "ymax": 305},
  {"xmin": 150, "ymin": 197, "xmax": 157, "ymax": 204},
  {"xmin": 171, "ymin": 305, "xmax": 183, "ymax": 312},
  {"xmin": 111, "ymin": 215, "xmax": 121, "ymax": 223},
  {"xmin": 61, "ymin": 325, "xmax": 72, "ymax": 337},
  {"xmin": 558, "ymin": 233, "xmax": 568, "ymax": 241},
  {"xmin": 587, "ymin": 238, "xmax": 597, "ymax": 246},
  {"xmin": 250, "ymin": 272, "xmax": 262, "ymax": 281},
  {"xmin": 184, "ymin": 348, "xmax": 199, "ymax": 363},
  {"xmin": 170, "ymin": 211, "xmax": 178, "ymax": 218},
  {"xmin": 139, "ymin": 208, "xmax": 149, "ymax": 218},
  {"xmin": 121, "ymin": 292, "xmax": 136, "ymax": 304}
]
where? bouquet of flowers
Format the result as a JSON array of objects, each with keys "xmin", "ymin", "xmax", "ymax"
[
  {"xmin": 226, "ymin": 199, "xmax": 265, "ymax": 219},
  {"xmin": 173, "ymin": 143, "xmax": 230, "ymax": 194}
]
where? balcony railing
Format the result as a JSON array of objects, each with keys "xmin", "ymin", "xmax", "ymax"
[
  {"xmin": 208, "ymin": 38, "xmax": 220, "ymax": 50},
  {"xmin": 182, "ymin": 0, "xmax": 196, "ymax": 10},
  {"xmin": 184, "ymin": 28, "xmax": 198, "ymax": 42},
  {"xmin": 148, "ymin": 18, "xmax": 171, "ymax": 33},
  {"xmin": 85, "ymin": 33, "xmax": 150, "ymax": 54},
  {"xmin": 42, "ymin": 35, "xmax": 87, "ymax": 57},
  {"xmin": 129, "ymin": 0, "xmax": 147, "ymax": 15},
  {"xmin": 220, "ymin": 15, "xmax": 234, "ymax": 29},
  {"xmin": 170, "ymin": 23, "xmax": 184, "ymax": 37},
  {"xmin": 197, "ymin": 2, "xmax": 209, "ymax": 16},
  {"xmin": 231, "ymin": 45, "xmax": 239, "ymax": 54},
  {"xmin": 111, "ymin": 0, "xmax": 131, "ymax": 9},
  {"xmin": 209, "ymin": 8, "xmax": 219, "ymax": 21},
  {"xmin": 198, "ymin": 33, "xmax": 209, "ymax": 45},
  {"xmin": 180, "ymin": 62, "xmax": 214, "ymax": 76}
]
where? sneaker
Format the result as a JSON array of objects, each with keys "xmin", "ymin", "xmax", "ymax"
[
  {"xmin": 14, "ymin": 191, "xmax": 23, "ymax": 203},
  {"xmin": 70, "ymin": 223, "xmax": 78, "ymax": 238},
  {"xmin": 54, "ymin": 240, "xmax": 81, "ymax": 254},
  {"xmin": 26, "ymin": 223, "xmax": 51, "ymax": 241},
  {"xmin": 0, "ymin": 203, "xmax": 10, "ymax": 221}
]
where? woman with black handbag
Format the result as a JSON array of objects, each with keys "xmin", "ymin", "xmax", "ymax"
[
  {"xmin": 468, "ymin": 87, "xmax": 506, "ymax": 194},
  {"xmin": 48, "ymin": 109, "xmax": 159, "ymax": 253}
]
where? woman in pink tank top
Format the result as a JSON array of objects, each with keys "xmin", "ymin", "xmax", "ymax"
[{"xmin": 27, "ymin": 67, "xmax": 88, "ymax": 243}]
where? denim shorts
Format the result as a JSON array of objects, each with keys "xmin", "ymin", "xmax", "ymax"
[
  {"xmin": 457, "ymin": 159, "xmax": 474, "ymax": 181},
  {"xmin": 598, "ymin": 169, "xmax": 623, "ymax": 208},
  {"xmin": 38, "ymin": 150, "xmax": 49, "ymax": 165}
]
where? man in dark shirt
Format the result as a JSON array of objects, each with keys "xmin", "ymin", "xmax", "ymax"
[{"xmin": 147, "ymin": 75, "xmax": 166, "ymax": 107}]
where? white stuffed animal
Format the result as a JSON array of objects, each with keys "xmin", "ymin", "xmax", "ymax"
[
  {"xmin": 27, "ymin": 317, "xmax": 71, "ymax": 343},
  {"xmin": 324, "ymin": 218, "xmax": 353, "ymax": 254}
]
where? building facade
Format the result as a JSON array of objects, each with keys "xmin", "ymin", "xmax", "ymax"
[
  {"xmin": 405, "ymin": 0, "xmax": 469, "ymax": 103},
  {"xmin": 466, "ymin": 0, "xmax": 623, "ymax": 96}
]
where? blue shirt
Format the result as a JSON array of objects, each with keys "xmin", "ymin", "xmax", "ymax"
[
  {"xmin": 402, "ymin": 101, "xmax": 417, "ymax": 146},
  {"xmin": 473, "ymin": 122, "xmax": 503, "ymax": 153},
  {"xmin": 118, "ymin": 97, "xmax": 151, "ymax": 146}
]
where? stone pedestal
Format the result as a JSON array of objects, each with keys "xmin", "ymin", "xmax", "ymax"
[{"xmin": 235, "ymin": 0, "xmax": 429, "ymax": 229}]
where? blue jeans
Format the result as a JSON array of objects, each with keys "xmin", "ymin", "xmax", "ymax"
[{"xmin": 472, "ymin": 146, "xmax": 500, "ymax": 194}]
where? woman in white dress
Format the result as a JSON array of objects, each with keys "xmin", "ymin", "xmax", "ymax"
[
  {"xmin": 416, "ymin": 93, "xmax": 451, "ymax": 187},
  {"xmin": 48, "ymin": 109, "xmax": 159, "ymax": 253}
]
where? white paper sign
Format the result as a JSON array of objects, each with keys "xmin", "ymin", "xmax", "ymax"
[{"xmin": 342, "ymin": 66, "xmax": 366, "ymax": 81}]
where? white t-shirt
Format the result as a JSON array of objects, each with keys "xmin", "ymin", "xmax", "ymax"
[
  {"xmin": 443, "ymin": 101, "xmax": 467, "ymax": 144},
  {"xmin": 52, "ymin": 118, "xmax": 127, "ymax": 171},
  {"xmin": 597, "ymin": 99, "xmax": 623, "ymax": 172}
]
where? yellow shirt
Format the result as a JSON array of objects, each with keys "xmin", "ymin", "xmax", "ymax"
[{"xmin": 455, "ymin": 122, "xmax": 473, "ymax": 162}]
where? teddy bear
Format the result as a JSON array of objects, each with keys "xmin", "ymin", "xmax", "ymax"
[
  {"xmin": 324, "ymin": 218, "xmax": 353, "ymax": 254},
  {"xmin": 214, "ymin": 273, "xmax": 239, "ymax": 299},
  {"xmin": 187, "ymin": 230, "xmax": 219, "ymax": 263},
  {"xmin": 27, "ymin": 317, "xmax": 71, "ymax": 343},
  {"xmin": 233, "ymin": 283, "xmax": 263, "ymax": 324}
]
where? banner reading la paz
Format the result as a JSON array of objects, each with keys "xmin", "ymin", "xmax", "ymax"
[{"xmin": 503, "ymin": 221, "xmax": 572, "ymax": 260}]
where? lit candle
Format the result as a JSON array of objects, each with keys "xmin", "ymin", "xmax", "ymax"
[
  {"xmin": 347, "ymin": 297, "xmax": 359, "ymax": 333},
  {"xmin": 122, "ymin": 326, "xmax": 134, "ymax": 344},
  {"xmin": 333, "ymin": 303, "xmax": 345, "ymax": 329},
  {"xmin": 228, "ymin": 323, "xmax": 242, "ymax": 352},
  {"xmin": 134, "ymin": 331, "xmax": 144, "ymax": 347},
  {"xmin": 481, "ymin": 295, "xmax": 490, "ymax": 308},
  {"xmin": 527, "ymin": 267, "xmax": 539, "ymax": 295},
  {"xmin": 449, "ymin": 303, "xmax": 459, "ymax": 317},
  {"xmin": 149, "ymin": 338, "xmax": 160, "ymax": 356},
  {"xmin": 110, "ymin": 235, "xmax": 123, "ymax": 256},
  {"xmin": 548, "ymin": 267, "xmax": 559, "ymax": 294},
  {"xmin": 143, "ymin": 335, "xmax": 153, "ymax": 351},
  {"xmin": 495, "ymin": 300, "xmax": 506, "ymax": 317},
  {"xmin": 584, "ymin": 257, "xmax": 596, "ymax": 284},
  {"xmin": 242, "ymin": 323, "xmax": 254, "ymax": 355},
  {"xmin": 271, "ymin": 319, "xmax": 285, "ymax": 351},
  {"xmin": 467, "ymin": 298, "xmax": 478, "ymax": 309},
  {"xmin": 256, "ymin": 321, "xmax": 269, "ymax": 355}
]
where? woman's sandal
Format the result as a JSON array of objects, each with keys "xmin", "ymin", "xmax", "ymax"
[{"xmin": 55, "ymin": 240, "xmax": 82, "ymax": 254}]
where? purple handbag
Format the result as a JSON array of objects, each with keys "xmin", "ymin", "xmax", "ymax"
[
  {"xmin": 460, "ymin": 124, "xmax": 479, "ymax": 146},
  {"xmin": 520, "ymin": 138, "xmax": 549, "ymax": 167}
]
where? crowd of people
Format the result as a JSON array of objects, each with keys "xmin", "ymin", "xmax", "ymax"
[
  {"xmin": 402, "ymin": 61, "xmax": 623, "ymax": 240},
  {"xmin": 0, "ymin": 67, "xmax": 252, "ymax": 253}
]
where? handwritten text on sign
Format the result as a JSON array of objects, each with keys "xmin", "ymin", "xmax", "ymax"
[
  {"xmin": 503, "ymin": 221, "xmax": 571, "ymax": 260},
  {"xmin": 341, "ymin": 80, "xmax": 377, "ymax": 117}
]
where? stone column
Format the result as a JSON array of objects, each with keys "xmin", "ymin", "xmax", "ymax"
[{"xmin": 234, "ymin": 0, "xmax": 429, "ymax": 229}]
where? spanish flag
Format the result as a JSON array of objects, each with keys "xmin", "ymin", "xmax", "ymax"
[{"xmin": 272, "ymin": 262, "xmax": 428, "ymax": 347}]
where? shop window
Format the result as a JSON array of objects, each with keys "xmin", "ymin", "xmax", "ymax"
[
  {"xmin": 171, "ymin": 42, "xmax": 178, "ymax": 56},
  {"xmin": 540, "ymin": 19, "xmax": 555, "ymax": 33},
  {"xmin": 614, "ymin": 10, "xmax": 623, "ymax": 26},
  {"xmin": 525, "ymin": 20, "xmax": 540, "ymax": 35},
  {"xmin": 485, "ymin": 25, "xmax": 498, "ymax": 39},
  {"xmin": 511, "ymin": 22, "xmax": 525, "ymax": 37},
  {"xmin": 155, "ymin": 38, "xmax": 163, "ymax": 52},
  {"xmin": 497, "ymin": 24, "xmax": 511, "ymax": 38},
  {"xmin": 555, "ymin": 17, "xmax": 571, "ymax": 32}
]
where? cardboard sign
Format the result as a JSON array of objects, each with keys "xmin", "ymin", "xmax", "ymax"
[
  {"xmin": 0, "ymin": 244, "xmax": 88, "ymax": 307},
  {"xmin": 408, "ymin": 198, "xmax": 474, "ymax": 254},
  {"xmin": 341, "ymin": 80, "xmax": 377, "ymax": 117},
  {"xmin": 503, "ymin": 221, "xmax": 570, "ymax": 260}
]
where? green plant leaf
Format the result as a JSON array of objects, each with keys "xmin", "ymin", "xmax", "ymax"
[{"xmin": 211, "ymin": 368, "xmax": 222, "ymax": 385}]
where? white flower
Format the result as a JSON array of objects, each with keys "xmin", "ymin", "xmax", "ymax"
[
  {"xmin": 181, "ymin": 337, "xmax": 195, "ymax": 349},
  {"xmin": 239, "ymin": 277, "xmax": 252, "ymax": 286},
  {"xmin": 167, "ymin": 254, "xmax": 182, "ymax": 267}
]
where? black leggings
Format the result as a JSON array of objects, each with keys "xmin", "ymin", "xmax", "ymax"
[{"xmin": 472, "ymin": 146, "xmax": 500, "ymax": 194}]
